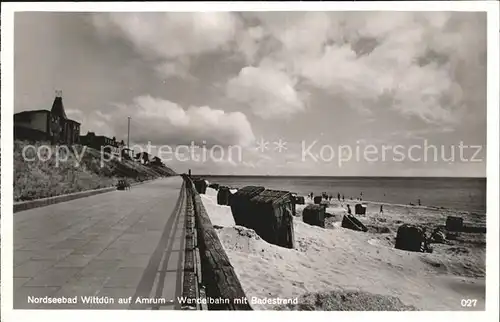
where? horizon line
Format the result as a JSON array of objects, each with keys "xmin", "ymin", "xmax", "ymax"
[{"xmin": 191, "ymin": 174, "xmax": 487, "ymax": 179}]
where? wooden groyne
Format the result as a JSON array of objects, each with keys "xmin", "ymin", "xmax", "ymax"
[{"xmin": 181, "ymin": 174, "xmax": 252, "ymax": 310}]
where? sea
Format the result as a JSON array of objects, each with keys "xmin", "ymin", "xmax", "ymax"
[{"xmin": 201, "ymin": 176, "xmax": 487, "ymax": 214}]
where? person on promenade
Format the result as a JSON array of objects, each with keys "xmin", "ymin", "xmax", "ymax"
[{"xmin": 380, "ymin": 205, "xmax": 383, "ymax": 214}]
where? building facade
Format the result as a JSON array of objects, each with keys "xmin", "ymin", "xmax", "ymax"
[
  {"xmin": 121, "ymin": 147, "xmax": 133, "ymax": 160},
  {"xmin": 14, "ymin": 93, "xmax": 81, "ymax": 144},
  {"xmin": 135, "ymin": 152, "xmax": 150, "ymax": 165},
  {"xmin": 80, "ymin": 132, "xmax": 125, "ymax": 157}
]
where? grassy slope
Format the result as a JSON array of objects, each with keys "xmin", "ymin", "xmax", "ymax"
[{"xmin": 14, "ymin": 140, "xmax": 177, "ymax": 201}]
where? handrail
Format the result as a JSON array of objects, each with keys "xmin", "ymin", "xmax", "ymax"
[{"xmin": 182, "ymin": 174, "xmax": 252, "ymax": 310}]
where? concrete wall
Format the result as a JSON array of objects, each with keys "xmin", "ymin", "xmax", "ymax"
[
  {"xmin": 14, "ymin": 179, "xmax": 155, "ymax": 213},
  {"xmin": 14, "ymin": 186, "xmax": 116, "ymax": 213}
]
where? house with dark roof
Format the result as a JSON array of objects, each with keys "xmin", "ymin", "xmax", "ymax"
[
  {"xmin": 121, "ymin": 147, "xmax": 134, "ymax": 160},
  {"xmin": 151, "ymin": 156, "xmax": 164, "ymax": 166},
  {"xmin": 14, "ymin": 92, "xmax": 81, "ymax": 144},
  {"xmin": 135, "ymin": 152, "xmax": 151, "ymax": 165},
  {"xmin": 80, "ymin": 132, "xmax": 125, "ymax": 157}
]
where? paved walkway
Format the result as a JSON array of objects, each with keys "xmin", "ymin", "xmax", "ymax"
[{"xmin": 13, "ymin": 176, "xmax": 187, "ymax": 310}]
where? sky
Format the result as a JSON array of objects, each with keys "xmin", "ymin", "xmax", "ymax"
[{"xmin": 14, "ymin": 12, "xmax": 487, "ymax": 177}]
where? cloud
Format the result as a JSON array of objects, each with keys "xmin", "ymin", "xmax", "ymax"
[
  {"xmin": 226, "ymin": 66, "xmax": 306, "ymax": 120},
  {"xmin": 235, "ymin": 12, "xmax": 485, "ymax": 126},
  {"xmin": 65, "ymin": 109, "xmax": 84, "ymax": 119},
  {"xmin": 91, "ymin": 12, "xmax": 485, "ymax": 125},
  {"xmin": 389, "ymin": 126, "xmax": 456, "ymax": 140},
  {"xmin": 92, "ymin": 12, "xmax": 238, "ymax": 79},
  {"xmin": 234, "ymin": 25, "xmax": 266, "ymax": 64},
  {"xmin": 154, "ymin": 59, "xmax": 194, "ymax": 81},
  {"xmin": 110, "ymin": 95, "xmax": 255, "ymax": 147}
]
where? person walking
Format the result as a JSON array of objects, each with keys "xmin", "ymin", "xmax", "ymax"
[{"xmin": 380, "ymin": 205, "xmax": 384, "ymax": 214}]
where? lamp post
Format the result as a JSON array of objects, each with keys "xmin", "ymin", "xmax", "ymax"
[{"xmin": 127, "ymin": 116, "xmax": 131, "ymax": 148}]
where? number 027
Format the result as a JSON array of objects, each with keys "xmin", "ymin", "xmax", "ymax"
[{"xmin": 461, "ymin": 299, "xmax": 477, "ymax": 307}]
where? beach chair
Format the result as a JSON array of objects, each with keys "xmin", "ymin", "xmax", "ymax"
[
  {"xmin": 355, "ymin": 204, "xmax": 367, "ymax": 215},
  {"xmin": 341, "ymin": 214, "xmax": 368, "ymax": 232},
  {"xmin": 395, "ymin": 224, "xmax": 428, "ymax": 252},
  {"xmin": 230, "ymin": 186, "xmax": 265, "ymax": 227},
  {"xmin": 445, "ymin": 216, "xmax": 463, "ymax": 232},
  {"xmin": 193, "ymin": 179, "xmax": 208, "ymax": 194},
  {"xmin": 217, "ymin": 186, "xmax": 231, "ymax": 206},
  {"xmin": 303, "ymin": 204, "xmax": 325, "ymax": 228},
  {"xmin": 249, "ymin": 189, "xmax": 295, "ymax": 249}
]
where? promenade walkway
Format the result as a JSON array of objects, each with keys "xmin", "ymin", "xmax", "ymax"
[{"xmin": 13, "ymin": 176, "xmax": 187, "ymax": 310}]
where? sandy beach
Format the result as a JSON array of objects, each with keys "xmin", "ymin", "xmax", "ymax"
[{"xmin": 200, "ymin": 187, "xmax": 486, "ymax": 311}]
